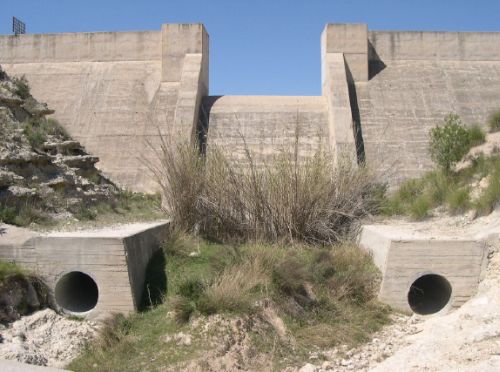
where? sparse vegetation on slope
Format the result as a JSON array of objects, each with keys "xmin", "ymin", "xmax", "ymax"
[
  {"xmin": 380, "ymin": 114, "xmax": 500, "ymax": 220},
  {"xmin": 0, "ymin": 67, "xmax": 165, "ymax": 228},
  {"xmin": 69, "ymin": 234, "xmax": 390, "ymax": 371},
  {"xmin": 489, "ymin": 109, "xmax": 500, "ymax": 133}
]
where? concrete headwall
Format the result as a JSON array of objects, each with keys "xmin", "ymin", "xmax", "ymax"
[{"xmin": 0, "ymin": 24, "xmax": 208, "ymax": 192}]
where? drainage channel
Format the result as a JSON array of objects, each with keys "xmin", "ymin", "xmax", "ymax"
[
  {"xmin": 55, "ymin": 271, "xmax": 99, "ymax": 314},
  {"xmin": 407, "ymin": 274, "xmax": 452, "ymax": 315}
]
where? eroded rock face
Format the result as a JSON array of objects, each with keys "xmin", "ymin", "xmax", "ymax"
[
  {"xmin": 0, "ymin": 65, "xmax": 118, "ymax": 224},
  {"xmin": 0, "ymin": 275, "xmax": 50, "ymax": 324}
]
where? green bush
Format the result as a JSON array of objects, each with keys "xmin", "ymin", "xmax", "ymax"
[
  {"xmin": 22, "ymin": 117, "xmax": 69, "ymax": 149},
  {"xmin": 409, "ymin": 196, "xmax": 430, "ymax": 220},
  {"xmin": 0, "ymin": 200, "xmax": 50, "ymax": 227},
  {"xmin": 467, "ymin": 124, "xmax": 486, "ymax": 147},
  {"xmin": 43, "ymin": 118, "xmax": 69, "ymax": 138},
  {"xmin": 11, "ymin": 75, "xmax": 30, "ymax": 99},
  {"xmin": 474, "ymin": 162, "xmax": 500, "ymax": 215},
  {"xmin": 0, "ymin": 205, "xmax": 17, "ymax": 224},
  {"xmin": 428, "ymin": 114, "xmax": 471, "ymax": 172},
  {"xmin": 0, "ymin": 261, "xmax": 25, "ymax": 281},
  {"xmin": 446, "ymin": 187, "xmax": 470, "ymax": 214},
  {"xmin": 488, "ymin": 110, "xmax": 500, "ymax": 133}
]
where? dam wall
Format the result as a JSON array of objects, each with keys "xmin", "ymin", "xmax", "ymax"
[
  {"xmin": 0, "ymin": 24, "xmax": 208, "ymax": 192},
  {"xmin": 359, "ymin": 31, "xmax": 500, "ymax": 185},
  {"xmin": 202, "ymin": 96, "xmax": 329, "ymax": 164},
  {"xmin": 1, "ymin": 23, "xmax": 500, "ymax": 191}
]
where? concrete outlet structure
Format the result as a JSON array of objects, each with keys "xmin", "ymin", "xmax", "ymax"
[
  {"xmin": 359, "ymin": 225, "xmax": 489, "ymax": 314},
  {"xmin": 0, "ymin": 221, "xmax": 169, "ymax": 318}
]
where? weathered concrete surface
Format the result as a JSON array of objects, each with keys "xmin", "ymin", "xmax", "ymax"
[
  {"xmin": 2, "ymin": 23, "xmax": 500, "ymax": 188},
  {"xmin": 359, "ymin": 224, "xmax": 489, "ymax": 313},
  {"xmin": 357, "ymin": 59, "xmax": 500, "ymax": 185},
  {"xmin": 369, "ymin": 31, "xmax": 500, "ymax": 62},
  {"xmin": 0, "ymin": 24, "xmax": 208, "ymax": 192},
  {"xmin": 322, "ymin": 24, "xmax": 368, "ymax": 82},
  {"xmin": 203, "ymin": 96, "xmax": 328, "ymax": 162},
  {"xmin": 359, "ymin": 29, "xmax": 500, "ymax": 185},
  {"xmin": 0, "ymin": 221, "xmax": 169, "ymax": 318},
  {"xmin": 321, "ymin": 52, "xmax": 357, "ymax": 160}
]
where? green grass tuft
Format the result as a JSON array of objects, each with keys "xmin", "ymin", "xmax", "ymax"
[
  {"xmin": 408, "ymin": 196, "xmax": 431, "ymax": 220},
  {"xmin": 474, "ymin": 160, "xmax": 500, "ymax": 215},
  {"xmin": 446, "ymin": 187, "xmax": 470, "ymax": 214},
  {"xmin": 0, "ymin": 261, "xmax": 25, "ymax": 281},
  {"xmin": 11, "ymin": 75, "xmax": 30, "ymax": 99},
  {"xmin": 468, "ymin": 124, "xmax": 486, "ymax": 147},
  {"xmin": 488, "ymin": 110, "xmax": 500, "ymax": 133}
]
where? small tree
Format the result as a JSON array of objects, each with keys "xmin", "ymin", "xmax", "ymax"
[{"xmin": 428, "ymin": 114, "xmax": 471, "ymax": 172}]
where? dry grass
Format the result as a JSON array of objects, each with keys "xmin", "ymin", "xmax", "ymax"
[
  {"xmin": 201, "ymin": 256, "xmax": 270, "ymax": 314},
  {"xmin": 151, "ymin": 128, "xmax": 377, "ymax": 244},
  {"xmin": 70, "ymin": 236, "xmax": 390, "ymax": 371}
]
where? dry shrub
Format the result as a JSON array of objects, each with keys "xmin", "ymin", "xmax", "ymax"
[
  {"xmin": 200, "ymin": 257, "xmax": 269, "ymax": 314},
  {"xmin": 323, "ymin": 243, "xmax": 380, "ymax": 303},
  {"xmin": 151, "ymin": 129, "xmax": 377, "ymax": 244},
  {"xmin": 151, "ymin": 136, "xmax": 205, "ymax": 232}
]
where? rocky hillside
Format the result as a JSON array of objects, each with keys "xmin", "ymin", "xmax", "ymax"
[{"xmin": 0, "ymin": 66, "xmax": 118, "ymax": 226}]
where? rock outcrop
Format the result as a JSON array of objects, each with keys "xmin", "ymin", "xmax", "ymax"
[{"xmin": 0, "ymin": 66, "xmax": 118, "ymax": 225}]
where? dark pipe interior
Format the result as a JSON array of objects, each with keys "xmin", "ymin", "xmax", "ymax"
[
  {"xmin": 55, "ymin": 271, "xmax": 98, "ymax": 313},
  {"xmin": 408, "ymin": 274, "xmax": 452, "ymax": 315}
]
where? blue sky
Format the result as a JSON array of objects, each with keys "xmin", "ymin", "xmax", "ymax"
[{"xmin": 2, "ymin": 0, "xmax": 499, "ymax": 95}]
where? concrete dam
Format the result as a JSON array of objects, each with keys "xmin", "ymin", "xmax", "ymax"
[
  {"xmin": 1, "ymin": 23, "xmax": 500, "ymax": 317},
  {"xmin": 2, "ymin": 23, "xmax": 500, "ymax": 192}
]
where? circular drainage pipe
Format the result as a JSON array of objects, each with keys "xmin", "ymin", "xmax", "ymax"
[
  {"xmin": 55, "ymin": 271, "xmax": 99, "ymax": 314},
  {"xmin": 407, "ymin": 274, "xmax": 452, "ymax": 315}
]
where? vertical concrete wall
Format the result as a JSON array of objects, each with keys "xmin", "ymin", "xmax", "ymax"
[
  {"xmin": 322, "ymin": 24, "xmax": 368, "ymax": 82},
  {"xmin": 359, "ymin": 30, "xmax": 500, "ymax": 185},
  {"xmin": 0, "ymin": 25, "xmax": 208, "ymax": 192},
  {"xmin": 320, "ymin": 24, "xmax": 369, "ymax": 162},
  {"xmin": 203, "ymin": 96, "xmax": 328, "ymax": 164}
]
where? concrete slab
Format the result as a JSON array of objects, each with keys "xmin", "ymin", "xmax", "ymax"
[
  {"xmin": 359, "ymin": 224, "xmax": 489, "ymax": 314},
  {"xmin": 0, "ymin": 221, "xmax": 169, "ymax": 319}
]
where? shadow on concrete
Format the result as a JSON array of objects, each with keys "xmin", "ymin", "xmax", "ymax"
[
  {"xmin": 198, "ymin": 96, "xmax": 225, "ymax": 156},
  {"xmin": 368, "ymin": 41, "xmax": 387, "ymax": 80},
  {"xmin": 140, "ymin": 249, "xmax": 167, "ymax": 311},
  {"xmin": 344, "ymin": 64, "xmax": 366, "ymax": 165}
]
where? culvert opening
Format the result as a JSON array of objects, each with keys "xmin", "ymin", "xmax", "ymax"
[
  {"xmin": 407, "ymin": 274, "xmax": 452, "ymax": 315},
  {"xmin": 55, "ymin": 271, "xmax": 98, "ymax": 313}
]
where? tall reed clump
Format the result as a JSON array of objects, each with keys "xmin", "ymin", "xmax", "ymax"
[{"xmin": 151, "ymin": 129, "xmax": 378, "ymax": 244}]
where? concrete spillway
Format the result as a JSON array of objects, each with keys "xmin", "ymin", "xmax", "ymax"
[
  {"xmin": 0, "ymin": 221, "xmax": 169, "ymax": 318},
  {"xmin": 359, "ymin": 223, "xmax": 491, "ymax": 314}
]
